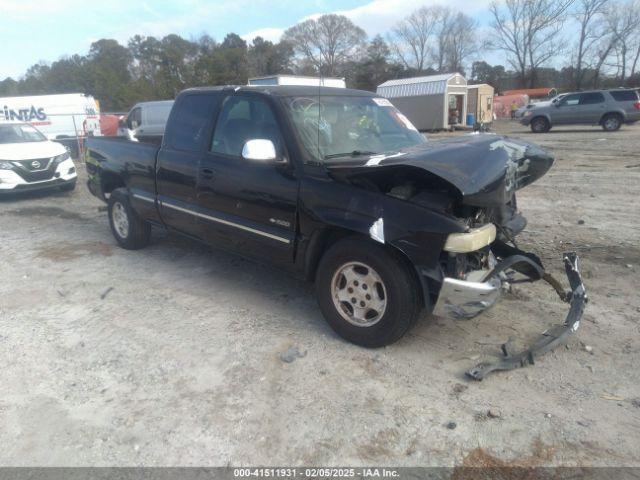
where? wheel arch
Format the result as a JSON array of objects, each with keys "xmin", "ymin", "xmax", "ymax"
[
  {"xmin": 599, "ymin": 110, "xmax": 624, "ymax": 124},
  {"xmin": 100, "ymin": 170, "xmax": 126, "ymax": 198},
  {"xmin": 531, "ymin": 114, "xmax": 551, "ymax": 125},
  {"xmin": 303, "ymin": 226, "xmax": 429, "ymax": 309}
]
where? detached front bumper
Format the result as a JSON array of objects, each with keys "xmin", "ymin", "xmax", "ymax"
[{"xmin": 432, "ymin": 245, "xmax": 587, "ymax": 380}]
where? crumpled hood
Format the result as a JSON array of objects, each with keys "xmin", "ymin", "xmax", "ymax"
[
  {"xmin": 0, "ymin": 140, "xmax": 66, "ymax": 161},
  {"xmin": 324, "ymin": 134, "xmax": 554, "ymax": 206}
]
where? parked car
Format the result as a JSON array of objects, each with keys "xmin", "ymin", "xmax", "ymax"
[
  {"xmin": 521, "ymin": 89, "xmax": 640, "ymax": 132},
  {"xmin": 118, "ymin": 100, "xmax": 174, "ymax": 144},
  {"xmin": 0, "ymin": 93, "xmax": 102, "ymax": 158},
  {"xmin": 0, "ymin": 121, "xmax": 77, "ymax": 194},
  {"xmin": 85, "ymin": 86, "xmax": 584, "ymax": 367},
  {"xmin": 514, "ymin": 94, "xmax": 568, "ymax": 118}
]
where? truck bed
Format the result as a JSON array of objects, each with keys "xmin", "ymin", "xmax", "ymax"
[{"xmin": 85, "ymin": 136, "xmax": 158, "ymax": 201}]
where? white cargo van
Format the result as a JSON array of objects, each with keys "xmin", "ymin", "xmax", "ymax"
[
  {"xmin": 118, "ymin": 100, "xmax": 174, "ymax": 144},
  {"xmin": 0, "ymin": 93, "xmax": 101, "ymax": 157}
]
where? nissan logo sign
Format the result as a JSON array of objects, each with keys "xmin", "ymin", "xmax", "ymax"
[{"xmin": 31, "ymin": 160, "xmax": 41, "ymax": 169}]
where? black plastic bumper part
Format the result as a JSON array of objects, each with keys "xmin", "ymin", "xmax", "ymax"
[{"xmin": 466, "ymin": 252, "xmax": 587, "ymax": 381}]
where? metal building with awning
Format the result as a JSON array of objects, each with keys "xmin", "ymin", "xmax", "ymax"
[{"xmin": 376, "ymin": 73, "xmax": 468, "ymax": 131}]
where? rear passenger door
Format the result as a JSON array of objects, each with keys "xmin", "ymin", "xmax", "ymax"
[
  {"xmin": 156, "ymin": 92, "xmax": 220, "ymax": 236},
  {"xmin": 196, "ymin": 93, "xmax": 298, "ymax": 264},
  {"xmin": 578, "ymin": 92, "xmax": 605, "ymax": 123}
]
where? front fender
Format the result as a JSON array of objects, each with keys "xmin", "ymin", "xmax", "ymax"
[{"xmin": 299, "ymin": 176, "xmax": 465, "ymax": 271}]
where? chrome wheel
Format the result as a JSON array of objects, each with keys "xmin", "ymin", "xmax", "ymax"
[
  {"xmin": 111, "ymin": 202, "xmax": 129, "ymax": 239},
  {"xmin": 532, "ymin": 118, "xmax": 547, "ymax": 133},
  {"xmin": 603, "ymin": 117, "xmax": 620, "ymax": 131},
  {"xmin": 331, "ymin": 261, "xmax": 387, "ymax": 327}
]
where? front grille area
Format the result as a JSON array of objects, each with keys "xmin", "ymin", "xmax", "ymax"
[
  {"xmin": 11, "ymin": 158, "xmax": 57, "ymax": 182},
  {"xmin": 12, "ymin": 157, "xmax": 53, "ymax": 172}
]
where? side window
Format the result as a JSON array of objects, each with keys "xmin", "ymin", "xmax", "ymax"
[
  {"xmin": 211, "ymin": 96, "xmax": 281, "ymax": 157},
  {"xmin": 560, "ymin": 94, "xmax": 580, "ymax": 106},
  {"xmin": 580, "ymin": 92, "xmax": 604, "ymax": 105},
  {"xmin": 128, "ymin": 108, "xmax": 141, "ymax": 129},
  {"xmin": 165, "ymin": 94, "xmax": 216, "ymax": 152},
  {"xmin": 610, "ymin": 90, "xmax": 639, "ymax": 102}
]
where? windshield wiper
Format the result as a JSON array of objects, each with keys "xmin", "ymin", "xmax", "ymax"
[{"xmin": 324, "ymin": 150, "xmax": 378, "ymax": 160}]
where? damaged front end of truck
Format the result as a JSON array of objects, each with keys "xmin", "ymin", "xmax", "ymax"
[{"xmin": 324, "ymin": 134, "xmax": 587, "ymax": 380}]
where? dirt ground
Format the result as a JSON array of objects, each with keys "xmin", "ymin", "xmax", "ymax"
[{"xmin": 1, "ymin": 120, "xmax": 639, "ymax": 467}]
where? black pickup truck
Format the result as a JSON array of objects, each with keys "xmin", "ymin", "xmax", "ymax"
[{"xmin": 86, "ymin": 86, "xmax": 586, "ymax": 378}]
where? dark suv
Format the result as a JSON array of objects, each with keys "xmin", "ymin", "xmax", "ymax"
[{"xmin": 520, "ymin": 89, "xmax": 640, "ymax": 133}]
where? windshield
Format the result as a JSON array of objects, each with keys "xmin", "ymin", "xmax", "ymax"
[
  {"xmin": 282, "ymin": 95, "xmax": 426, "ymax": 162},
  {"xmin": 0, "ymin": 123, "xmax": 46, "ymax": 144}
]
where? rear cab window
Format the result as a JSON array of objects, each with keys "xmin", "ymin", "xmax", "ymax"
[{"xmin": 164, "ymin": 93, "xmax": 219, "ymax": 152}]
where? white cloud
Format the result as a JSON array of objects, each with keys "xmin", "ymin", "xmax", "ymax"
[
  {"xmin": 241, "ymin": 0, "xmax": 493, "ymax": 44},
  {"xmin": 242, "ymin": 28, "xmax": 286, "ymax": 43}
]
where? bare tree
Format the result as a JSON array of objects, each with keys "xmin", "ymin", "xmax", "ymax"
[
  {"xmin": 443, "ymin": 12, "xmax": 478, "ymax": 73},
  {"xmin": 605, "ymin": 1, "xmax": 640, "ymax": 82},
  {"xmin": 283, "ymin": 14, "xmax": 366, "ymax": 76},
  {"xmin": 488, "ymin": 0, "xmax": 575, "ymax": 87},
  {"xmin": 432, "ymin": 7, "xmax": 455, "ymax": 72},
  {"xmin": 388, "ymin": 6, "xmax": 440, "ymax": 71},
  {"xmin": 630, "ymin": 31, "xmax": 640, "ymax": 78},
  {"xmin": 572, "ymin": 0, "xmax": 610, "ymax": 89}
]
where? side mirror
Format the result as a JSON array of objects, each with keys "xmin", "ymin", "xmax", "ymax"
[{"xmin": 242, "ymin": 139, "xmax": 279, "ymax": 163}]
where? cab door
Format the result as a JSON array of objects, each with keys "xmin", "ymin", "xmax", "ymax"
[
  {"xmin": 551, "ymin": 93, "xmax": 580, "ymax": 124},
  {"xmin": 156, "ymin": 92, "xmax": 219, "ymax": 236},
  {"xmin": 195, "ymin": 93, "xmax": 298, "ymax": 264}
]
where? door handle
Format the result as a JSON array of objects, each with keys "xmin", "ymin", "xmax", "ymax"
[{"xmin": 200, "ymin": 168, "xmax": 216, "ymax": 180}]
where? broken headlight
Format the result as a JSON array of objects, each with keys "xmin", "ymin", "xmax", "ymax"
[
  {"xmin": 443, "ymin": 223, "xmax": 496, "ymax": 253},
  {"xmin": 0, "ymin": 160, "xmax": 14, "ymax": 170}
]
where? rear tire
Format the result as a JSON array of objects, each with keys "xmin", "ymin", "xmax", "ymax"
[
  {"xmin": 107, "ymin": 188, "xmax": 151, "ymax": 250},
  {"xmin": 530, "ymin": 117, "xmax": 550, "ymax": 133},
  {"xmin": 601, "ymin": 113, "xmax": 622, "ymax": 132},
  {"xmin": 315, "ymin": 237, "xmax": 421, "ymax": 348}
]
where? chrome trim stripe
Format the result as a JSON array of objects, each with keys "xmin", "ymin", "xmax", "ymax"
[
  {"xmin": 132, "ymin": 193, "xmax": 155, "ymax": 203},
  {"xmin": 160, "ymin": 201, "xmax": 290, "ymax": 244}
]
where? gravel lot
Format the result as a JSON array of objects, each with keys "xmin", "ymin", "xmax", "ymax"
[{"xmin": 1, "ymin": 120, "xmax": 639, "ymax": 467}]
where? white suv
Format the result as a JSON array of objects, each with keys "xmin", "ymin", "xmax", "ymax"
[{"xmin": 0, "ymin": 121, "xmax": 77, "ymax": 194}]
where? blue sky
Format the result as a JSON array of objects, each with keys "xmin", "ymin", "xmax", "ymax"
[{"xmin": 1, "ymin": 0, "xmax": 495, "ymax": 80}]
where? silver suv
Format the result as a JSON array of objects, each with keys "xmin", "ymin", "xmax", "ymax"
[{"xmin": 520, "ymin": 89, "xmax": 640, "ymax": 133}]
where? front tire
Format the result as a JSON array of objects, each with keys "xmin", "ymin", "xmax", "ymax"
[
  {"xmin": 107, "ymin": 188, "xmax": 151, "ymax": 250},
  {"xmin": 602, "ymin": 113, "xmax": 622, "ymax": 131},
  {"xmin": 530, "ymin": 117, "xmax": 550, "ymax": 133},
  {"xmin": 315, "ymin": 237, "xmax": 421, "ymax": 348}
]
